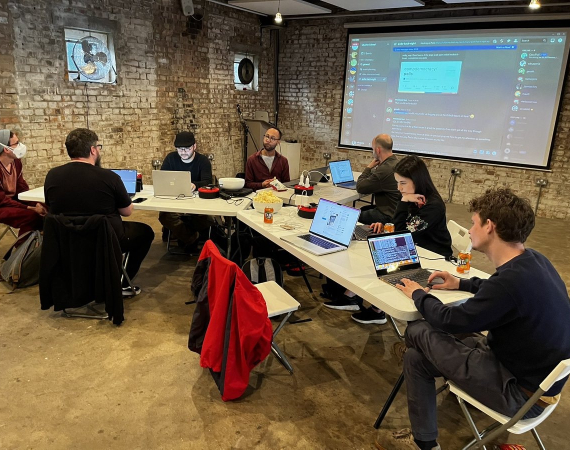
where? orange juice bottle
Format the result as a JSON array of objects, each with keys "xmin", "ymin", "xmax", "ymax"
[{"xmin": 457, "ymin": 251, "xmax": 471, "ymax": 274}]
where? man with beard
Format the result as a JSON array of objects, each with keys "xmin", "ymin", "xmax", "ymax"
[
  {"xmin": 158, "ymin": 131, "xmax": 213, "ymax": 251},
  {"xmin": 244, "ymin": 127, "xmax": 290, "ymax": 190},
  {"xmin": 44, "ymin": 128, "xmax": 154, "ymax": 296}
]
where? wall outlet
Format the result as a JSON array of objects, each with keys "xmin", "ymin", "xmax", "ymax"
[
  {"xmin": 208, "ymin": 153, "xmax": 215, "ymax": 161},
  {"xmin": 451, "ymin": 168, "xmax": 462, "ymax": 175},
  {"xmin": 323, "ymin": 152, "xmax": 331, "ymax": 160},
  {"xmin": 535, "ymin": 178, "xmax": 548, "ymax": 187}
]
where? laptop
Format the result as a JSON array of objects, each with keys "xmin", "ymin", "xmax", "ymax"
[
  {"xmin": 283, "ymin": 166, "xmax": 330, "ymax": 188},
  {"xmin": 329, "ymin": 160, "xmax": 357, "ymax": 189},
  {"xmin": 281, "ymin": 199, "xmax": 360, "ymax": 256},
  {"xmin": 367, "ymin": 231, "xmax": 435, "ymax": 287},
  {"xmin": 152, "ymin": 170, "xmax": 193, "ymax": 198},
  {"xmin": 111, "ymin": 169, "xmax": 137, "ymax": 198}
]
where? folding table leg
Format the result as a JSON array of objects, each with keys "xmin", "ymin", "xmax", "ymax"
[
  {"xmin": 271, "ymin": 311, "xmax": 294, "ymax": 373},
  {"xmin": 374, "ymin": 372, "xmax": 405, "ymax": 429}
]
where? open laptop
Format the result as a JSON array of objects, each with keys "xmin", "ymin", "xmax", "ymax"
[
  {"xmin": 111, "ymin": 169, "xmax": 137, "ymax": 198},
  {"xmin": 329, "ymin": 160, "xmax": 357, "ymax": 190},
  {"xmin": 283, "ymin": 166, "xmax": 330, "ymax": 188},
  {"xmin": 281, "ymin": 199, "xmax": 360, "ymax": 256},
  {"xmin": 367, "ymin": 231, "xmax": 437, "ymax": 288},
  {"xmin": 152, "ymin": 170, "xmax": 193, "ymax": 198}
]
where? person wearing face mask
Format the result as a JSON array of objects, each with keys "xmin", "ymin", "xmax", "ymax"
[
  {"xmin": 0, "ymin": 129, "xmax": 45, "ymax": 237},
  {"xmin": 44, "ymin": 128, "xmax": 155, "ymax": 296},
  {"xmin": 158, "ymin": 131, "xmax": 213, "ymax": 252}
]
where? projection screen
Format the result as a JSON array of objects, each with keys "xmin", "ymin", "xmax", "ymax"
[{"xmin": 339, "ymin": 23, "xmax": 570, "ymax": 170}]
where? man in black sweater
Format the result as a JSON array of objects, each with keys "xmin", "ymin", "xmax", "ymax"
[
  {"xmin": 376, "ymin": 188, "xmax": 570, "ymax": 450},
  {"xmin": 158, "ymin": 131, "xmax": 213, "ymax": 251}
]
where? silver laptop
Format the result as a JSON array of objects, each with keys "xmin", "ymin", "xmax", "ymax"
[
  {"xmin": 329, "ymin": 160, "xmax": 357, "ymax": 190},
  {"xmin": 111, "ymin": 169, "xmax": 137, "ymax": 198},
  {"xmin": 367, "ymin": 231, "xmax": 436, "ymax": 288},
  {"xmin": 281, "ymin": 199, "xmax": 360, "ymax": 256},
  {"xmin": 152, "ymin": 170, "xmax": 193, "ymax": 198}
]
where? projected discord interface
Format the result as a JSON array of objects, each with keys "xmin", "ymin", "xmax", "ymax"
[
  {"xmin": 341, "ymin": 30, "xmax": 569, "ymax": 168},
  {"xmin": 369, "ymin": 235, "xmax": 419, "ymax": 271}
]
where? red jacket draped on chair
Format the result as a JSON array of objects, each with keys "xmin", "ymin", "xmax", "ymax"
[{"xmin": 188, "ymin": 241, "xmax": 273, "ymax": 401}]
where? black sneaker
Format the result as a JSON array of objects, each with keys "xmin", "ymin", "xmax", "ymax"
[
  {"xmin": 122, "ymin": 286, "xmax": 141, "ymax": 297},
  {"xmin": 323, "ymin": 295, "xmax": 361, "ymax": 311},
  {"xmin": 351, "ymin": 307, "xmax": 387, "ymax": 325}
]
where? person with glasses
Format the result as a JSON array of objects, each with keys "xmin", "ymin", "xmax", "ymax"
[
  {"xmin": 158, "ymin": 131, "xmax": 214, "ymax": 253},
  {"xmin": 0, "ymin": 129, "xmax": 45, "ymax": 238},
  {"xmin": 44, "ymin": 128, "xmax": 155, "ymax": 296},
  {"xmin": 244, "ymin": 127, "xmax": 290, "ymax": 190}
]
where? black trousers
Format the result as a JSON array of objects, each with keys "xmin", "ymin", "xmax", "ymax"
[{"xmin": 120, "ymin": 221, "xmax": 155, "ymax": 283}]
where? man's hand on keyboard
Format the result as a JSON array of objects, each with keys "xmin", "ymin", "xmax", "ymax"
[
  {"xmin": 427, "ymin": 271, "xmax": 460, "ymax": 290},
  {"xmin": 395, "ymin": 278, "xmax": 427, "ymax": 298}
]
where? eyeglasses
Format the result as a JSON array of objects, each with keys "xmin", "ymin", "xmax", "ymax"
[
  {"xmin": 176, "ymin": 147, "xmax": 193, "ymax": 152},
  {"xmin": 226, "ymin": 198, "xmax": 244, "ymax": 206},
  {"xmin": 93, "ymin": 144, "xmax": 103, "ymax": 151},
  {"xmin": 263, "ymin": 134, "xmax": 280, "ymax": 143}
]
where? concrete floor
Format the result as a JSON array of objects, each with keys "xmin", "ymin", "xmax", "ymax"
[{"xmin": 1, "ymin": 203, "xmax": 569, "ymax": 449}]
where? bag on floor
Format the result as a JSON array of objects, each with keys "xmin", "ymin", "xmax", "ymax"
[
  {"xmin": 242, "ymin": 257, "xmax": 284, "ymax": 287},
  {"xmin": 0, "ymin": 230, "xmax": 42, "ymax": 290}
]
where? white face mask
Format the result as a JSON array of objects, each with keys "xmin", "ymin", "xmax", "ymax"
[
  {"xmin": 11, "ymin": 143, "xmax": 27, "ymax": 159},
  {"xmin": 1, "ymin": 142, "xmax": 27, "ymax": 159}
]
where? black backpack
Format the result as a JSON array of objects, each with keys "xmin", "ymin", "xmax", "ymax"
[{"xmin": 242, "ymin": 257, "xmax": 284, "ymax": 287}]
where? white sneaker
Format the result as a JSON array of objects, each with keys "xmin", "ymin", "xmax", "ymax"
[{"xmin": 122, "ymin": 286, "xmax": 141, "ymax": 297}]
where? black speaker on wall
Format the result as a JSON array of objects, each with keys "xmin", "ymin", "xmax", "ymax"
[{"xmin": 181, "ymin": 0, "xmax": 194, "ymax": 16}]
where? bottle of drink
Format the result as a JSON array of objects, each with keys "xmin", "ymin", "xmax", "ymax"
[
  {"xmin": 457, "ymin": 251, "xmax": 472, "ymax": 274},
  {"xmin": 264, "ymin": 207, "xmax": 274, "ymax": 224},
  {"xmin": 383, "ymin": 223, "xmax": 395, "ymax": 233}
]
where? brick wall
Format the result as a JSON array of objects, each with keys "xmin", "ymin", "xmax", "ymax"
[
  {"xmin": 277, "ymin": 16, "xmax": 570, "ymax": 219},
  {"xmin": 0, "ymin": 0, "xmax": 275, "ymax": 186}
]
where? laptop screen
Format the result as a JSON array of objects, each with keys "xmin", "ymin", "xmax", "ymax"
[
  {"xmin": 329, "ymin": 160, "xmax": 354, "ymax": 184},
  {"xmin": 111, "ymin": 169, "xmax": 137, "ymax": 195},
  {"xmin": 367, "ymin": 232, "xmax": 422, "ymax": 276},
  {"xmin": 309, "ymin": 199, "xmax": 360, "ymax": 247}
]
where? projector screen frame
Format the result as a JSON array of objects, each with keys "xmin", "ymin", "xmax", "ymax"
[{"xmin": 338, "ymin": 19, "xmax": 570, "ymax": 171}]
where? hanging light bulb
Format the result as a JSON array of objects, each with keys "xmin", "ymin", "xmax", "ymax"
[
  {"xmin": 275, "ymin": 0, "xmax": 283, "ymax": 23},
  {"xmin": 529, "ymin": 0, "xmax": 541, "ymax": 9}
]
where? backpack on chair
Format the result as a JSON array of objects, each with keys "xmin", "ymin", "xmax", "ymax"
[
  {"xmin": 0, "ymin": 230, "xmax": 42, "ymax": 290},
  {"xmin": 242, "ymin": 257, "xmax": 284, "ymax": 287}
]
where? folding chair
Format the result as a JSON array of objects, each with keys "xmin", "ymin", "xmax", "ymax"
[
  {"xmin": 448, "ymin": 219, "xmax": 472, "ymax": 253},
  {"xmin": 255, "ymin": 281, "xmax": 300, "ymax": 374},
  {"xmin": 448, "ymin": 358, "xmax": 570, "ymax": 450}
]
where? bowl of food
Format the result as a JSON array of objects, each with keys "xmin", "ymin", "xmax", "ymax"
[
  {"xmin": 219, "ymin": 177, "xmax": 245, "ymax": 191},
  {"xmin": 253, "ymin": 190, "xmax": 283, "ymax": 214}
]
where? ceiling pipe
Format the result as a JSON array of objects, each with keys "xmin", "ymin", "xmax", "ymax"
[{"xmin": 206, "ymin": 0, "xmax": 268, "ymax": 16}]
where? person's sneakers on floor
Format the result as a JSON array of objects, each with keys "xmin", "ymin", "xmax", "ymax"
[
  {"xmin": 122, "ymin": 286, "xmax": 141, "ymax": 297},
  {"xmin": 351, "ymin": 306, "xmax": 387, "ymax": 324},
  {"xmin": 323, "ymin": 294, "xmax": 362, "ymax": 311},
  {"xmin": 375, "ymin": 428, "xmax": 440, "ymax": 450}
]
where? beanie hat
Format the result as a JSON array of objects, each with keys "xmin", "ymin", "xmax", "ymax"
[
  {"xmin": 174, "ymin": 131, "xmax": 195, "ymax": 148},
  {"xmin": 0, "ymin": 129, "xmax": 10, "ymax": 147}
]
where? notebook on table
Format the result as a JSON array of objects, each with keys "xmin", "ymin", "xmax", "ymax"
[
  {"xmin": 367, "ymin": 231, "xmax": 435, "ymax": 288},
  {"xmin": 111, "ymin": 169, "xmax": 137, "ymax": 198},
  {"xmin": 152, "ymin": 170, "xmax": 193, "ymax": 198},
  {"xmin": 329, "ymin": 160, "xmax": 357, "ymax": 190},
  {"xmin": 281, "ymin": 199, "xmax": 360, "ymax": 256}
]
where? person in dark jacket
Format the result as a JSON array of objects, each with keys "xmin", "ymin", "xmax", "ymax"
[
  {"xmin": 355, "ymin": 134, "xmax": 400, "ymax": 225},
  {"xmin": 158, "ymin": 131, "xmax": 213, "ymax": 251},
  {"xmin": 376, "ymin": 188, "xmax": 570, "ymax": 450}
]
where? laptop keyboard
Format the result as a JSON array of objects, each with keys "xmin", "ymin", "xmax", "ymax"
[
  {"xmin": 299, "ymin": 234, "xmax": 338, "ymax": 249},
  {"xmin": 382, "ymin": 269, "xmax": 432, "ymax": 287},
  {"xmin": 353, "ymin": 225, "xmax": 372, "ymax": 241}
]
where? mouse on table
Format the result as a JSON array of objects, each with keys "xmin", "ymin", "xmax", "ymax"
[{"xmin": 426, "ymin": 277, "xmax": 445, "ymax": 289}]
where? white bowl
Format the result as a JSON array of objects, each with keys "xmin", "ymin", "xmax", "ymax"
[
  {"xmin": 253, "ymin": 199, "xmax": 283, "ymax": 214},
  {"xmin": 219, "ymin": 177, "xmax": 245, "ymax": 190}
]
